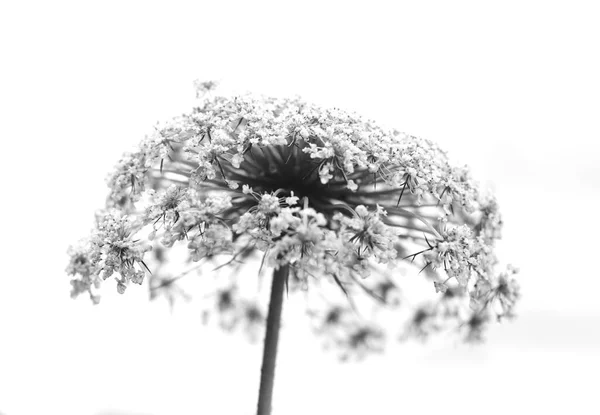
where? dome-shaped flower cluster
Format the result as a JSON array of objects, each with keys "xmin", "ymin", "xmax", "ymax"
[{"xmin": 67, "ymin": 82, "xmax": 519, "ymax": 357}]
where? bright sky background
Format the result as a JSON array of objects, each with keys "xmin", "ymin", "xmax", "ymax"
[{"xmin": 1, "ymin": 1, "xmax": 599, "ymax": 414}]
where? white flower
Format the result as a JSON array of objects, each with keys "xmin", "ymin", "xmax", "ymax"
[
  {"xmin": 285, "ymin": 192, "xmax": 299, "ymax": 206},
  {"xmin": 258, "ymin": 194, "xmax": 281, "ymax": 214},
  {"xmin": 347, "ymin": 180, "xmax": 358, "ymax": 192},
  {"xmin": 68, "ymin": 83, "xmax": 519, "ymax": 347},
  {"xmin": 231, "ymin": 153, "xmax": 244, "ymax": 168}
]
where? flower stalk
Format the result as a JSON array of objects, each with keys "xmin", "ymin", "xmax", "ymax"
[
  {"xmin": 66, "ymin": 81, "xmax": 521, "ymax": 412},
  {"xmin": 256, "ymin": 264, "xmax": 288, "ymax": 415}
]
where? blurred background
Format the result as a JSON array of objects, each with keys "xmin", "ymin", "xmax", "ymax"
[{"xmin": 1, "ymin": 1, "xmax": 599, "ymax": 414}]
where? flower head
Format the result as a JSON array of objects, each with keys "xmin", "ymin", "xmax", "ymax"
[{"xmin": 67, "ymin": 81, "xmax": 519, "ymax": 356}]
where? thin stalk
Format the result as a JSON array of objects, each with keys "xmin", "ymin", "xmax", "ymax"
[{"xmin": 256, "ymin": 264, "xmax": 289, "ymax": 415}]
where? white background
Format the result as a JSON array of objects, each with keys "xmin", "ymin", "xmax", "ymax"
[{"xmin": 1, "ymin": 1, "xmax": 599, "ymax": 414}]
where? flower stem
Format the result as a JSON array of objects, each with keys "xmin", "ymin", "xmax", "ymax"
[{"xmin": 256, "ymin": 264, "xmax": 288, "ymax": 415}]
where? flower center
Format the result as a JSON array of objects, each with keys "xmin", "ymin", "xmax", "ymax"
[{"xmin": 225, "ymin": 142, "xmax": 351, "ymax": 211}]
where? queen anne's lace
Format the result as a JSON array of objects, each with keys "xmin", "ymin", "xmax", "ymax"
[{"xmin": 68, "ymin": 82, "xmax": 519, "ymax": 356}]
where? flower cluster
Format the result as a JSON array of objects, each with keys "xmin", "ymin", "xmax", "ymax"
[
  {"xmin": 313, "ymin": 305, "xmax": 385, "ymax": 361},
  {"xmin": 335, "ymin": 205, "xmax": 398, "ymax": 266},
  {"xmin": 403, "ymin": 264, "xmax": 520, "ymax": 343},
  {"xmin": 67, "ymin": 211, "xmax": 151, "ymax": 301},
  {"xmin": 67, "ymin": 81, "xmax": 519, "ymax": 357},
  {"xmin": 142, "ymin": 185, "xmax": 234, "ymax": 259},
  {"xmin": 421, "ymin": 222, "xmax": 493, "ymax": 287}
]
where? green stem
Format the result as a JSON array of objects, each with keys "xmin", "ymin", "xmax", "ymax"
[{"xmin": 256, "ymin": 264, "xmax": 288, "ymax": 415}]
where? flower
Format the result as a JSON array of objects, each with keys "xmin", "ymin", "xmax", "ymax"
[
  {"xmin": 67, "ymin": 210, "xmax": 152, "ymax": 299},
  {"xmin": 67, "ymin": 81, "xmax": 519, "ymax": 356}
]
